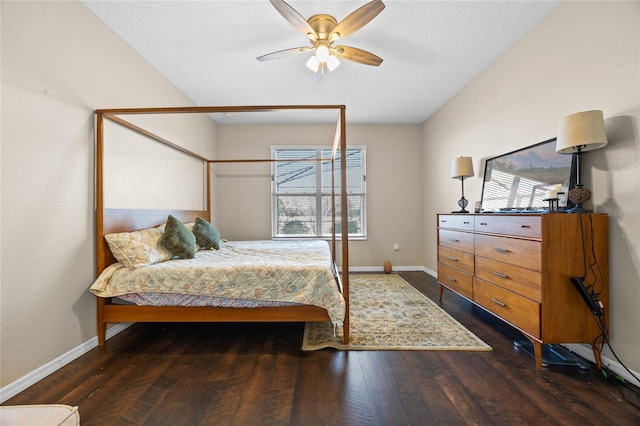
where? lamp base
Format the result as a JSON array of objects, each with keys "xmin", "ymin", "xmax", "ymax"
[
  {"xmin": 566, "ymin": 206, "xmax": 592, "ymax": 213},
  {"xmin": 453, "ymin": 196, "xmax": 469, "ymax": 214},
  {"xmin": 451, "ymin": 209, "xmax": 470, "ymax": 214},
  {"xmin": 567, "ymin": 185, "xmax": 592, "ymax": 213}
]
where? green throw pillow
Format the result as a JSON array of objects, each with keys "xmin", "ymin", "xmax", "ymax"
[
  {"xmin": 192, "ymin": 217, "xmax": 221, "ymax": 250},
  {"xmin": 159, "ymin": 215, "xmax": 196, "ymax": 259}
]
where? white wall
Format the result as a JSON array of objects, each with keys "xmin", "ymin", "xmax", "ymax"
[
  {"xmin": 1, "ymin": 1, "xmax": 216, "ymax": 387},
  {"xmin": 422, "ymin": 1, "xmax": 640, "ymax": 371},
  {"xmin": 215, "ymin": 123, "xmax": 425, "ymax": 268}
]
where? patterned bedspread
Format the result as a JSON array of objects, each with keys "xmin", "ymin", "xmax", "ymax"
[{"xmin": 90, "ymin": 240, "xmax": 345, "ymax": 325}]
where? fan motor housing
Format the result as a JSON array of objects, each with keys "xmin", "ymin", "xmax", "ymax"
[{"xmin": 308, "ymin": 14, "xmax": 337, "ymax": 39}]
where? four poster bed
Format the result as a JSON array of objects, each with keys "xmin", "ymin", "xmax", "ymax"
[{"xmin": 92, "ymin": 105, "xmax": 350, "ymax": 346}]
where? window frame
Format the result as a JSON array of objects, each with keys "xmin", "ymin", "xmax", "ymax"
[{"xmin": 271, "ymin": 145, "xmax": 367, "ymax": 240}]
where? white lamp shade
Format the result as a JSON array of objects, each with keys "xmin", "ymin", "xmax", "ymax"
[
  {"xmin": 306, "ymin": 55, "xmax": 320, "ymax": 72},
  {"xmin": 451, "ymin": 156, "xmax": 474, "ymax": 179},
  {"xmin": 556, "ymin": 110, "xmax": 608, "ymax": 154},
  {"xmin": 316, "ymin": 45, "xmax": 330, "ymax": 62},
  {"xmin": 326, "ymin": 54, "xmax": 340, "ymax": 71}
]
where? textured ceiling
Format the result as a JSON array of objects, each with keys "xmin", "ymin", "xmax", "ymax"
[{"xmin": 83, "ymin": 0, "xmax": 560, "ymax": 124}]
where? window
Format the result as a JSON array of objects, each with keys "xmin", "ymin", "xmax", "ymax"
[{"xmin": 271, "ymin": 146, "xmax": 366, "ymax": 239}]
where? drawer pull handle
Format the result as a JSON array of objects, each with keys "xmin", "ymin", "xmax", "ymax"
[
  {"xmin": 521, "ymin": 225, "xmax": 530, "ymax": 228},
  {"xmin": 447, "ymin": 276, "xmax": 457, "ymax": 282},
  {"xmin": 448, "ymin": 256, "xmax": 459, "ymax": 262},
  {"xmin": 494, "ymin": 248, "xmax": 510, "ymax": 253},
  {"xmin": 463, "ymin": 221, "xmax": 470, "ymax": 225},
  {"xmin": 441, "ymin": 220, "xmax": 447, "ymax": 223},
  {"xmin": 450, "ymin": 239, "xmax": 461, "ymax": 243},
  {"xmin": 492, "ymin": 272, "xmax": 508, "ymax": 279},
  {"xmin": 491, "ymin": 298, "xmax": 506, "ymax": 307},
  {"xmin": 480, "ymin": 222, "xmax": 488, "ymax": 226}
]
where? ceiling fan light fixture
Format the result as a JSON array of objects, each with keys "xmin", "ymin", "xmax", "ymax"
[
  {"xmin": 326, "ymin": 54, "xmax": 340, "ymax": 71},
  {"xmin": 305, "ymin": 55, "xmax": 320, "ymax": 72},
  {"xmin": 315, "ymin": 45, "xmax": 330, "ymax": 62}
]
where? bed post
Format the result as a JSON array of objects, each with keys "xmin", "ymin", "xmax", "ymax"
[
  {"xmin": 206, "ymin": 161, "xmax": 212, "ymax": 221},
  {"xmin": 97, "ymin": 298, "xmax": 106, "ymax": 346},
  {"xmin": 95, "ymin": 111, "xmax": 107, "ymax": 346},
  {"xmin": 340, "ymin": 106, "xmax": 350, "ymax": 344},
  {"xmin": 330, "ymin": 159, "xmax": 336, "ymax": 262}
]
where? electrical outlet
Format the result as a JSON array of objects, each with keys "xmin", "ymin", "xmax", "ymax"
[{"xmin": 394, "ymin": 243, "xmax": 399, "ymax": 251}]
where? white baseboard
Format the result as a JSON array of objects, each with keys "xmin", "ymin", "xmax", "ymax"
[
  {"xmin": 0, "ymin": 323, "xmax": 131, "ymax": 404},
  {"xmin": 563, "ymin": 343, "xmax": 640, "ymax": 387},
  {"xmin": 346, "ymin": 265, "xmax": 426, "ymax": 273},
  {"xmin": 339, "ymin": 266, "xmax": 437, "ymax": 276}
]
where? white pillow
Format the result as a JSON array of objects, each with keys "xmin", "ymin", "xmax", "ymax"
[{"xmin": 105, "ymin": 227, "xmax": 172, "ymax": 268}]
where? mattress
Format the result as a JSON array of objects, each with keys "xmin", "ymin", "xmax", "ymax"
[{"xmin": 91, "ymin": 239, "xmax": 345, "ymax": 324}]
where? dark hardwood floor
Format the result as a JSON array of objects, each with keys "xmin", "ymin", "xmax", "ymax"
[{"xmin": 4, "ymin": 271, "xmax": 639, "ymax": 425}]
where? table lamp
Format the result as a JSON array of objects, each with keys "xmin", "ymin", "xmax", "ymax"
[
  {"xmin": 556, "ymin": 110, "xmax": 608, "ymax": 213},
  {"xmin": 451, "ymin": 156, "xmax": 474, "ymax": 213}
]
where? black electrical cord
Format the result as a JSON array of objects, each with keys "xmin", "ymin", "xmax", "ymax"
[
  {"xmin": 576, "ymin": 214, "xmax": 640, "ymax": 408},
  {"xmin": 585, "ymin": 308, "xmax": 640, "ymax": 409},
  {"xmin": 577, "ymin": 213, "xmax": 604, "ymax": 297},
  {"xmin": 586, "ymin": 214, "xmax": 605, "ymax": 294},
  {"xmin": 602, "ymin": 340, "xmax": 640, "ymax": 408}
]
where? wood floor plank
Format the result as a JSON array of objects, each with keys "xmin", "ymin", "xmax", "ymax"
[
  {"xmin": 338, "ymin": 367, "xmax": 380, "ymax": 425},
  {"xmin": 356, "ymin": 350, "xmax": 408, "ymax": 424},
  {"xmin": 304, "ymin": 351, "xmax": 360, "ymax": 425},
  {"xmin": 438, "ymin": 350, "xmax": 534, "ymax": 425},
  {"xmin": 381, "ymin": 351, "xmax": 438, "ymax": 424},
  {"xmin": 201, "ymin": 354, "xmax": 263, "ymax": 424},
  {"xmin": 403, "ymin": 351, "xmax": 468, "ymax": 424},
  {"xmin": 233, "ymin": 353, "xmax": 279, "ymax": 425},
  {"xmin": 436, "ymin": 372, "xmax": 498, "ymax": 425},
  {"xmin": 289, "ymin": 351, "xmax": 324, "ymax": 425}
]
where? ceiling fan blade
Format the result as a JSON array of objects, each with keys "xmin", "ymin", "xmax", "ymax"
[
  {"xmin": 330, "ymin": 0, "xmax": 385, "ymax": 40},
  {"xmin": 257, "ymin": 46, "xmax": 313, "ymax": 61},
  {"xmin": 333, "ymin": 45, "xmax": 383, "ymax": 66},
  {"xmin": 269, "ymin": 0, "xmax": 317, "ymax": 40}
]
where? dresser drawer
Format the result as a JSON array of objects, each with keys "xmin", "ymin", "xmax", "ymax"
[
  {"xmin": 475, "ymin": 256, "xmax": 541, "ymax": 302},
  {"xmin": 475, "ymin": 234, "xmax": 541, "ymax": 271},
  {"xmin": 438, "ymin": 214, "xmax": 474, "ymax": 231},
  {"xmin": 474, "ymin": 278, "xmax": 541, "ymax": 339},
  {"xmin": 438, "ymin": 246, "xmax": 474, "ymax": 275},
  {"xmin": 439, "ymin": 229, "xmax": 474, "ymax": 254},
  {"xmin": 475, "ymin": 215, "xmax": 541, "ymax": 238},
  {"xmin": 438, "ymin": 263, "xmax": 473, "ymax": 300}
]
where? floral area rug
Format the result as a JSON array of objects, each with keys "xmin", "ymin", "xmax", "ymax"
[{"xmin": 302, "ymin": 274, "xmax": 492, "ymax": 351}]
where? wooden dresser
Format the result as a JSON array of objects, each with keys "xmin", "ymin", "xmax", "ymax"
[{"xmin": 437, "ymin": 213, "xmax": 608, "ymax": 370}]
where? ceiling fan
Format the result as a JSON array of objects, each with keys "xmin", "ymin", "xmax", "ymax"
[{"xmin": 257, "ymin": 0, "xmax": 385, "ymax": 81}]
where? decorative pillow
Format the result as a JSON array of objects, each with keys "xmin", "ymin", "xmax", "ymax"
[
  {"xmin": 156, "ymin": 222, "xmax": 194, "ymax": 233},
  {"xmin": 192, "ymin": 217, "xmax": 221, "ymax": 250},
  {"xmin": 157, "ymin": 222, "xmax": 201, "ymax": 251},
  {"xmin": 158, "ymin": 215, "xmax": 197, "ymax": 259},
  {"xmin": 105, "ymin": 227, "xmax": 172, "ymax": 268}
]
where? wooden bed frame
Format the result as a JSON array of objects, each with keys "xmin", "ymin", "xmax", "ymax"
[{"xmin": 95, "ymin": 105, "xmax": 350, "ymax": 346}]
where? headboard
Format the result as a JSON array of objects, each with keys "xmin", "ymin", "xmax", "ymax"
[{"xmin": 97, "ymin": 208, "xmax": 210, "ymax": 274}]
